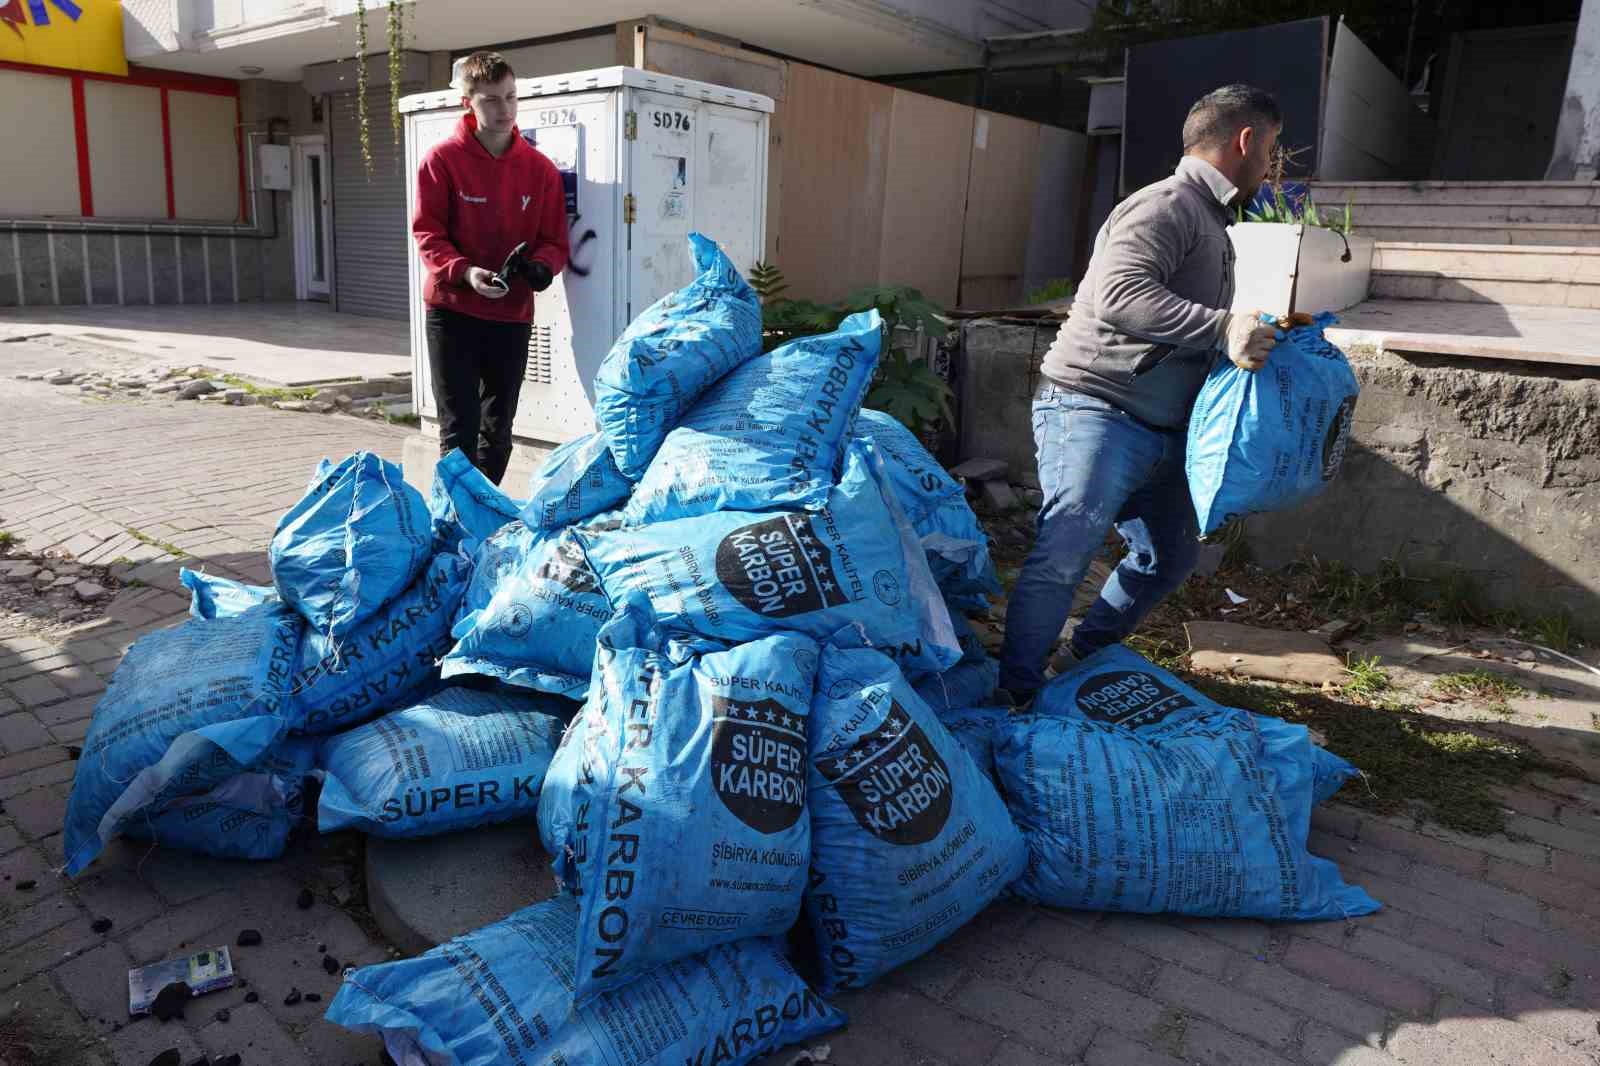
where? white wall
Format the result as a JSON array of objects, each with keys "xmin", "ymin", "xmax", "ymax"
[{"xmin": 1549, "ymin": 0, "xmax": 1600, "ymax": 179}]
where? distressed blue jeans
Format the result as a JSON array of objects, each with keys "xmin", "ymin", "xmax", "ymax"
[{"xmin": 999, "ymin": 384, "xmax": 1201, "ymax": 695}]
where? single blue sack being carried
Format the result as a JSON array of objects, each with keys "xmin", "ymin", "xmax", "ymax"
[
  {"xmin": 323, "ymin": 896, "xmax": 845, "ymax": 1066},
  {"xmin": 63, "ymin": 603, "xmax": 304, "ymax": 875},
  {"xmin": 520, "ymin": 431, "xmax": 633, "ymax": 531},
  {"xmin": 270, "ymin": 452, "xmax": 434, "ymax": 639},
  {"xmin": 289, "ymin": 549, "xmax": 471, "ymax": 735},
  {"xmin": 316, "ymin": 686, "xmax": 571, "ymax": 838},
  {"xmin": 181, "ymin": 568, "xmax": 279, "ymax": 620},
  {"xmin": 441, "ymin": 527, "xmax": 613, "ymax": 698},
  {"xmin": 429, "ymin": 449, "xmax": 523, "ymax": 548},
  {"xmin": 806, "ymin": 645, "xmax": 1025, "ymax": 992},
  {"xmin": 995, "ymin": 644, "xmax": 1379, "ymax": 920},
  {"xmin": 1187, "ymin": 313, "xmax": 1360, "ymax": 536},
  {"xmin": 579, "ymin": 445, "xmax": 962, "ymax": 676},
  {"xmin": 625, "ymin": 310, "xmax": 883, "ymax": 525},
  {"xmin": 593, "ymin": 232, "xmax": 763, "ymax": 479},
  {"xmin": 540, "ymin": 605, "xmax": 819, "ymax": 1003},
  {"xmin": 123, "ymin": 736, "xmax": 318, "ymax": 861}
]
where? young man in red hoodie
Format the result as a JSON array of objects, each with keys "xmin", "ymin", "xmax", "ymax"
[{"xmin": 411, "ymin": 51, "xmax": 571, "ymax": 486}]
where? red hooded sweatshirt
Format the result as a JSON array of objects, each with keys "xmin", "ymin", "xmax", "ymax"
[{"xmin": 411, "ymin": 112, "xmax": 572, "ymax": 324}]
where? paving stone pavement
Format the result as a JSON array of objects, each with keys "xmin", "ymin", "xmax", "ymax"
[{"xmin": 3, "ymin": 335, "xmax": 1600, "ymax": 1065}]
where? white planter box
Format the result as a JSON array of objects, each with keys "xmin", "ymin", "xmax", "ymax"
[{"xmin": 1229, "ymin": 222, "xmax": 1376, "ymax": 317}]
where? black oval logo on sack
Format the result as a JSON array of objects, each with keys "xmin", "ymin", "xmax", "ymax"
[
  {"xmin": 872, "ymin": 570, "xmax": 901, "ymax": 606},
  {"xmin": 714, "ymin": 514, "xmax": 849, "ymax": 618},
  {"xmin": 534, "ymin": 532, "xmax": 600, "ymax": 595},
  {"xmin": 793, "ymin": 647, "xmax": 818, "ymax": 679},
  {"xmin": 817, "ymin": 700, "xmax": 953, "ymax": 845},
  {"xmin": 709, "ymin": 696, "xmax": 807, "ymax": 834},
  {"xmin": 1321, "ymin": 396, "xmax": 1356, "ymax": 482},
  {"xmin": 1075, "ymin": 669, "xmax": 1193, "ymax": 728}
]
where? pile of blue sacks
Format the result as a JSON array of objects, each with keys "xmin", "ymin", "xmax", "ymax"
[{"xmin": 60, "ymin": 233, "xmax": 1376, "ymax": 1066}]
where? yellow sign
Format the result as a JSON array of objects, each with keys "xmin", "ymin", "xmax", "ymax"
[{"xmin": 0, "ymin": 0, "xmax": 128, "ymax": 78}]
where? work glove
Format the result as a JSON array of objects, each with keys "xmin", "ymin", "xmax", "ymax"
[
  {"xmin": 527, "ymin": 259, "xmax": 554, "ymax": 293},
  {"xmin": 1221, "ymin": 310, "xmax": 1279, "ymax": 372}
]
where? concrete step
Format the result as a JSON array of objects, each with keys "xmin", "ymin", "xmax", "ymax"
[
  {"xmin": 1310, "ymin": 201, "xmax": 1600, "ymax": 226},
  {"xmin": 1370, "ymin": 242, "xmax": 1600, "ymax": 306},
  {"xmin": 1337, "ymin": 222, "xmax": 1600, "ymax": 247},
  {"xmin": 1373, "ymin": 241, "xmax": 1600, "ymax": 279},
  {"xmin": 1311, "ymin": 181, "xmax": 1600, "ymax": 206}
]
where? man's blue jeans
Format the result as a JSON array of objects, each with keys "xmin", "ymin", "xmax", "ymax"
[{"xmin": 999, "ymin": 384, "xmax": 1201, "ymax": 695}]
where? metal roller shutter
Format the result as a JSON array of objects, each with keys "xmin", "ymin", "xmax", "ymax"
[{"xmin": 328, "ymin": 87, "xmax": 418, "ymax": 319}]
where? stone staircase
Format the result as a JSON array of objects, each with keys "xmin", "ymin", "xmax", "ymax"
[{"xmin": 1309, "ymin": 181, "xmax": 1600, "ymax": 307}]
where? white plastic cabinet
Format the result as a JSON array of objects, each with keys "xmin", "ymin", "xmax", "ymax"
[{"xmin": 401, "ymin": 67, "xmax": 773, "ymax": 446}]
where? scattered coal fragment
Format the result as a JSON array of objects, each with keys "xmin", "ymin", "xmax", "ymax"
[
  {"xmin": 213, "ymin": 1056, "xmax": 242, "ymax": 1066},
  {"xmin": 316, "ymin": 942, "xmax": 326, "ymax": 953},
  {"xmin": 214, "ymin": 1008, "xmax": 231, "ymax": 1023},
  {"xmin": 66, "ymin": 746, "xmax": 82, "ymax": 760},
  {"xmin": 243, "ymin": 991, "xmax": 258, "ymax": 1004},
  {"xmin": 296, "ymin": 888, "xmax": 314, "ymax": 910},
  {"xmin": 235, "ymin": 929, "xmax": 262, "ymax": 947},
  {"xmin": 282, "ymin": 988, "xmax": 302, "ymax": 1006},
  {"xmin": 150, "ymin": 981, "xmax": 192, "ymax": 1022},
  {"xmin": 148, "ymin": 1050, "xmax": 181, "ymax": 1066},
  {"xmin": 321, "ymin": 954, "xmax": 339, "ymax": 975},
  {"xmin": 304, "ymin": 992, "xmax": 321, "ymax": 1003},
  {"xmin": 16, "ymin": 879, "xmax": 36, "ymax": 891},
  {"xmin": 91, "ymin": 917, "xmax": 113, "ymax": 934}
]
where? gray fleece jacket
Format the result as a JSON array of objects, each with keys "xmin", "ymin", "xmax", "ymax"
[{"xmin": 1040, "ymin": 156, "xmax": 1238, "ymax": 429}]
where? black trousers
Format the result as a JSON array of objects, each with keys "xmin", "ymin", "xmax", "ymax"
[{"xmin": 425, "ymin": 307, "xmax": 532, "ymax": 486}]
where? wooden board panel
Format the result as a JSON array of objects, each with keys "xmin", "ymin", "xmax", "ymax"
[
  {"xmin": 960, "ymin": 110, "xmax": 1040, "ymax": 309},
  {"xmin": 1321, "ymin": 21, "xmax": 1435, "ymax": 181},
  {"xmin": 877, "ymin": 89, "xmax": 973, "ymax": 308},
  {"xmin": 776, "ymin": 62, "xmax": 893, "ymax": 303}
]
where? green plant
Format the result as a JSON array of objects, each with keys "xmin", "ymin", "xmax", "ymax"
[
  {"xmin": 1433, "ymin": 570, "xmax": 1488, "ymax": 626},
  {"xmin": 1343, "ymin": 655, "xmax": 1392, "ymax": 698},
  {"xmin": 1433, "ymin": 670, "xmax": 1526, "ymax": 703},
  {"xmin": 355, "ymin": 0, "xmax": 373, "ymax": 180},
  {"xmin": 1534, "ymin": 612, "xmax": 1577, "ymax": 653},
  {"xmin": 748, "ymin": 262, "xmax": 788, "ymax": 303},
  {"xmin": 1239, "ymin": 145, "xmax": 1355, "ymax": 235},
  {"xmin": 123, "ymin": 527, "xmax": 188, "ymax": 559},
  {"xmin": 865, "ymin": 349, "xmax": 952, "ymax": 434},
  {"xmin": 1025, "ymin": 278, "xmax": 1074, "ymax": 304},
  {"xmin": 387, "ymin": 0, "xmax": 405, "ymax": 156},
  {"xmin": 749, "ymin": 270, "xmax": 955, "ymax": 434},
  {"xmin": 1215, "ymin": 518, "xmax": 1253, "ymax": 570},
  {"xmin": 0, "ymin": 530, "xmax": 18, "ymax": 550}
]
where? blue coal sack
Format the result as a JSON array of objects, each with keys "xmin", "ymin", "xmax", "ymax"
[
  {"xmin": 592, "ymin": 233, "xmax": 763, "ymax": 479},
  {"xmin": 625, "ymin": 311, "xmax": 882, "ymax": 524},
  {"xmin": 577, "ymin": 445, "xmax": 961, "ymax": 676},
  {"xmin": 323, "ymin": 896, "xmax": 845, "ymax": 1066},
  {"xmin": 316, "ymin": 686, "xmax": 570, "ymax": 838},
  {"xmin": 269, "ymin": 452, "xmax": 433, "ymax": 640},
  {"xmin": 539, "ymin": 605, "xmax": 818, "ymax": 1003},
  {"xmin": 804, "ymin": 645, "xmax": 1025, "ymax": 991},
  {"xmin": 1187, "ymin": 313, "xmax": 1360, "ymax": 535},
  {"xmin": 995, "ymin": 644, "xmax": 1379, "ymax": 920}
]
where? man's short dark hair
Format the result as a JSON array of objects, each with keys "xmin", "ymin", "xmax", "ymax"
[
  {"xmin": 459, "ymin": 51, "xmax": 514, "ymax": 95},
  {"xmin": 1182, "ymin": 85, "xmax": 1281, "ymax": 151}
]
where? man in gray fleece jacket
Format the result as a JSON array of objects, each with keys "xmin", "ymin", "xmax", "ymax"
[{"xmin": 999, "ymin": 84, "xmax": 1286, "ymax": 702}]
